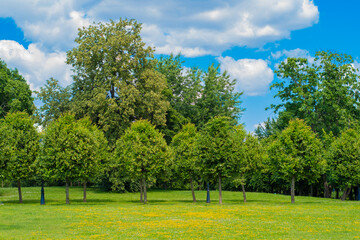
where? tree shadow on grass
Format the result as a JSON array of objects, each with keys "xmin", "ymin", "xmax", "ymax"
[{"xmin": 1, "ymin": 199, "xmax": 57, "ymax": 204}]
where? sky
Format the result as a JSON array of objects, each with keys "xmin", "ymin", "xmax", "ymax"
[{"xmin": 0, "ymin": 0, "xmax": 359, "ymax": 132}]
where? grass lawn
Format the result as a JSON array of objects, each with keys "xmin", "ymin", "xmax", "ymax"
[{"xmin": 0, "ymin": 187, "xmax": 359, "ymax": 239}]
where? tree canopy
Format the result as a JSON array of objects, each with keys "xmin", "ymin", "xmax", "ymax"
[{"xmin": 0, "ymin": 60, "xmax": 34, "ymax": 118}]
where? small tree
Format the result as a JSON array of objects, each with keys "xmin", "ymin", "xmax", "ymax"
[
  {"xmin": 327, "ymin": 128, "xmax": 360, "ymax": 200},
  {"xmin": 232, "ymin": 126, "xmax": 263, "ymax": 203},
  {"xmin": 171, "ymin": 123, "xmax": 199, "ymax": 202},
  {"xmin": 40, "ymin": 114, "xmax": 106, "ymax": 204},
  {"xmin": 114, "ymin": 120, "xmax": 170, "ymax": 203},
  {"xmin": 268, "ymin": 119, "xmax": 323, "ymax": 203},
  {"xmin": 0, "ymin": 112, "xmax": 39, "ymax": 203},
  {"xmin": 197, "ymin": 116, "xmax": 235, "ymax": 204}
]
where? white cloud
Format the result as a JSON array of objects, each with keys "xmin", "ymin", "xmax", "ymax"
[
  {"xmin": 218, "ymin": 56, "xmax": 274, "ymax": 96},
  {"xmin": 0, "ymin": 0, "xmax": 319, "ymax": 56},
  {"xmin": 0, "ymin": 40, "xmax": 72, "ymax": 91},
  {"xmin": 271, "ymin": 48, "xmax": 315, "ymax": 64}
]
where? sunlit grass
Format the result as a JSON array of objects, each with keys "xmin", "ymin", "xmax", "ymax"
[{"xmin": 0, "ymin": 187, "xmax": 359, "ymax": 239}]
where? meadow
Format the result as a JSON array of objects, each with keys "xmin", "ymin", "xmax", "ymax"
[{"xmin": 0, "ymin": 187, "xmax": 359, "ymax": 239}]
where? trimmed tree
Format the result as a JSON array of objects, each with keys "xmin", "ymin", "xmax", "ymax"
[
  {"xmin": 0, "ymin": 112, "xmax": 39, "ymax": 203},
  {"xmin": 171, "ymin": 123, "xmax": 199, "ymax": 202},
  {"xmin": 114, "ymin": 120, "xmax": 170, "ymax": 203},
  {"xmin": 197, "ymin": 116, "xmax": 235, "ymax": 204},
  {"xmin": 40, "ymin": 114, "xmax": 107, "ymax": 204},
  {"xmin": 268, "ymin": 119, "xmax": 323, "ymax": 203},
  {"xmin": 327, "ymin": 128, "xmax": 360, "ymax": 200},
  {"xmin": 232, "ymin": 126, "xmax": 263, "ymax": 203}
]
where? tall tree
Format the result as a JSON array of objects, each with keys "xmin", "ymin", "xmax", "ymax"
[
  {"xmin": 34, "ymin": 78, "xmax": 71, "ymax": 127},
  {"xmin": 197, "ymin": 64, "xmax": 243, "ymax": 127},
  {"xmin": 268, "ymin": 119, "xmax": 324, "ymax": 203},
  {"xmin": 0, "ymin": 112, "xmax": 39, "ymax": 203},
  {"xmin": 40, "ymin": 114, "xmax": 107, "ymax": 204},
  {"xmin": 327, "ymin": 128, "xmax": 360, "ymax": 200},
  {"xmin": 171, "ymin": 123, "xmax": 199, "ymax": 202},
  {"xmin": 270, "ymin": 51, "xmax": 360, "ymax": 137},
  {"xmin": 67, "ymin": 19, "xmax": 169, "ymax": 144},
  {"xmin": 0, "ymin": 60, "xmax": 34, "ymax": 118},
  {"xmin": 197, "ymin": 116, "xmax": 235, "ymax": 204},
  {"xmin": 114, "ymin": 120, "xmax": 170, "ymax": 203}
]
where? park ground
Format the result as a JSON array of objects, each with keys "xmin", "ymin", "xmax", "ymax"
[{"xmin": 0, "ymin": 187, "xmax": 359, "ymax": 239}]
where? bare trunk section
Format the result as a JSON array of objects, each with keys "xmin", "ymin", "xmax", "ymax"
[
  {"xmin": 140, "ymin": 179, "xmax": 143, "ymax": 203},
  {"xmin": 143, "ymin": 178, "xmax": 147, "ymax": 204},
  {"xmin": 190, "ymin": 177, "xmax": 196, "ymax": 202},
  {"xmin": 323, "ymin": 174, "xmax": 331, "ymax": 198},
  {"xmin": 83, "ymin": 182, "xmax": 87, "ymax": 202},
  {"xmin": 291, "ymin": 176, "xmax": 295, "ymax": 204},
  {"xmin": 17, "ymin": 180, "xmax": 22, "ymax": 203},
  {"xmin": 66, "ymin": 178, "xmax": 70, "ymax": 204},
  {"xmin": 241, "ymin": 184, "xmax": 247, "ymax": 203},
  {"xmin": 218, "ymin": 174, "xmax": 222, "ymax": 204},
  {"xmin": 341, "ymin": 186, "xmax": 352, "ymax": 201}
]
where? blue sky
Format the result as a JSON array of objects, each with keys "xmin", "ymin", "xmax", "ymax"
[{"xmin": 0, "ymin": 0, "xmax": 358, "ymax": 131}]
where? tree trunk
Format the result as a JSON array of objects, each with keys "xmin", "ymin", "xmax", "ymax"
[
  {"xmin": 336, "ymin": 189, "xmax": 339, "ymax": 199},
  {"xmin": 341, "ymin": 186, "xmax": 352, "ymax": 201},
  {"xmin": 323, "ymin": 174, "xmax": 330, "ymax": 198},
  {"xmin": 17, "ymin": 180, "xmax": 22, "ymax": 203},
  {"xmin": 143, "ymin": 178, "xmax": 147, "ymax": 204},
  {"xmin": 310, "ymin": 184, "xmax": 313, "ymax": 197},
  {"xmin": 140, "ymin": 179, "xmax": 143, "ymax": 203},
  {"xmin": 190, "ymin": 177, "xmax": 196, "ymax": 202},
  {"xmin": 83, "ymin": 182, "xmax": 87, "ymax": 202},
  {"xmin": 66, "ymin": 179, "xmax": 70, "ymax": 204},
  {"xmin": 218, "ymin": 174, "xmax": 222, "ymax": 204},
  {"xmin": 241, "ymin": 184, "xmax": 247, "ymax": 203},
  {"xmin": 291, "ymin": 176, "xmax": 295, "ymax": 204}
]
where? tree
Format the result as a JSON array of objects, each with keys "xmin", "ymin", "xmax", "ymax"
[
  {"xmin": 197, "ymin": 116, "xmax": 235, "ymax": 204},
  {"xmin": 0, "ymin": 59, "xmax": 34, "ymax": 118},
  {"xmin": 232, "ymin": 126, "xmax": 263, "ymax": 203},
  {"xmin": 34, "ymin": 78, "xmax": 71, "ymax": 127},
  {"xmin": 197, "ymin": 64, "xmax": 243, "ymax": 128},
  {"xmin": 156, "ymin": 55, "xmax": 243, "ymax": 129},
  {"xmin": 171, "ymin": 123, "xmax": 199, "ymax": 202},
  {"xmin": 327, "ymin": 128, "xmax": 360, "ymax": 200},
  {"xmin": 40, "ymin": 114, "xmax": 107, "ymax": 204},
  {"xmin": 67, "ymin": 19, "xmax": 170, "ymax": 144},
  {"xmin": 114, "ymin": 120, "xmax": 170, "ymax": 203},
  {"xmin": 270, "ymin": 51, "xmax": 360, "ymax": 137},
  {"xmin": 0, "ymin": 112, "xmax": 39, "ymax": 203},
  {"xmin": 268, "ymin": 119, "xmax": 324, "ymax": 203}
]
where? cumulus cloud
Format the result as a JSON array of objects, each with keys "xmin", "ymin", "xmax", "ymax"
[
  {"xmin": 0, "ymin": 0, "xmax": 319, "ymax": 56},
  {"xmin": 271, "ymin": 48, "xmax": 315, "ymax": 65},
  {"xmin": 218, "ymin": 56, "xmax": 274, "ymax": 96},
  {"xmin": 0, "ymin": 40, "xmax": 72, "ymax": 91}
]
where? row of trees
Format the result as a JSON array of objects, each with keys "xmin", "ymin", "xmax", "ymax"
[{"xmin": 1, "ymin": 18, "xmax": 360, "ymax": 204}]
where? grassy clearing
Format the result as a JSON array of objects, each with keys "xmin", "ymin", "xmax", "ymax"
[{"xmin": 0, "ymin": 187, "xmax": 359, "ymax": 239}]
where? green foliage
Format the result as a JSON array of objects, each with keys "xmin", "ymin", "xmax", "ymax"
[
  {"xmin": 0, "ymin": 112, "xmax": 39, "ymax": 181},
  {"xmin": 197, "ymin": 116, "xmax": 235, "ymax": 181},
  {"xmin": 197, "ymin": 65, "xmax": 243, "ymax": 127},
  {"xmin": 34, "ymin": 78, "xmax": 71, "ymax": 127},
  {"xmin": 270, "ymin": 51, "xmax": 360, "ymax": 137},
  {"xmin": 67, "ymin": 19, "xmax": 162, "ymax": 144},
  {"xmin": 0, "ymin": 60, "xmax": 34, "ymax": 118},
  {"xmin": 232, "ymin": 127, "xmax": 264, "ymax": 187},
  {"xmin": 327, "ymin": 128, "xmax": 360, "ymax": 189},
  {"xmin": 39, "ymin": 114, "xmax": 107, "ymax": 183},
  {"xmin": 113, "ymin": 120, "xmax": 170, "ymax": 192},
  {"xmin": 268, "ymin": 119, "xmax": 324, "ymax": 182},
  {"xmin": 171, "ymin": 123, "xmax": 198, "ymax": 184}
]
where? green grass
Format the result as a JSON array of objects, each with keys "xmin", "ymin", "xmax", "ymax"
[{"xmin": 0, "ymin": 187, "xmax": 359, "ymax": 239}]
